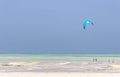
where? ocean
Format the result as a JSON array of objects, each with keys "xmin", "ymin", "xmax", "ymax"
[{"xmin": 0, "ymin": 54, "xmax": 120, "ymax": 72}]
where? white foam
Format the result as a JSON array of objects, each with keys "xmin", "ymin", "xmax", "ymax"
[
  {"xmin": 2, "ymin": 61, "xmax": 40, "ymax": 66},
  {"xmin": 58, "ymin": 62, "xmax": 71, "ymax": 65}
]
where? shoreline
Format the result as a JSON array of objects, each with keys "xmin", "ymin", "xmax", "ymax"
[{"xmin": 0, "ymin": 72, "xmax": 120, "ymax": 77}]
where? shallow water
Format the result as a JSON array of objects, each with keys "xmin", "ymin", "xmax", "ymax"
[{"xmin": 0, "ymin": 54, "xmax": 120, "ymax": 72}]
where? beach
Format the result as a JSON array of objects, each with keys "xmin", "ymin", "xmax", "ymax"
[
  {"xmin": 0, "ymin": 54, "xmax": 120, "ymax": 72},
  {"xmin": 0, "ymin": 54, "xmax": 120, "ymax": 77},
  {"xmin": 0, "ymin": 72, "xmax": 120, "ymax": 77}
]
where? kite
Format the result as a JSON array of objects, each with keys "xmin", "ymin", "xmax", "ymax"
[{"xmin": 83, "ymin": 20, "xmax": 94, "ymax": 29}]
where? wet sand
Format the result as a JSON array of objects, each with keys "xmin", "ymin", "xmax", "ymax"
[{"xmin": 0, "ymin": 72, "xmax": 120, "ymax": 77}]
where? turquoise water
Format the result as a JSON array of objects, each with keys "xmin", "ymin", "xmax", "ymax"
[{"xmin": 0, "ymin": 54, "xmax": 120, "ymax": 72}]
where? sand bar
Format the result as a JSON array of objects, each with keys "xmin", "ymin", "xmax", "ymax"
[{"xmin": 0, "ymin": 72, "xmax": 120, "ymax": 77}]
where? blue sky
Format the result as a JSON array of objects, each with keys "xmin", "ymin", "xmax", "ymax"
[{"xmin": 0, "ymin": 0, "xmax": 120, "ymax": 54}]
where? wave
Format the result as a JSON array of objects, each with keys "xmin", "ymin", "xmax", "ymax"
[
  {"xmin": 58, "ymin": 62, "xmax": 71, "ymax": 65},
  {"xmin": 1, "ymin": 61, "xmax": 40, "ymax": 67}
]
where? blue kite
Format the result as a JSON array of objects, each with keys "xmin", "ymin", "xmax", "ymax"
[{"xmin": 83, "ymin": 20, "xmax": 94, "ymax": 29}]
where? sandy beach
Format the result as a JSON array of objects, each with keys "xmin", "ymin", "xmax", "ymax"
[
  {"xmin": 0, "ymin": 72, "xmax": 120, "ymax": 77},
  {"xmin": 0, "ymin": 54, "xmax": 120, "ymax": 77}
]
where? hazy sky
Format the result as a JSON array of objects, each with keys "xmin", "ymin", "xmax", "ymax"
[{"xmin": 0, "ymin": 0, "xmax": 120, "ymax": 54}]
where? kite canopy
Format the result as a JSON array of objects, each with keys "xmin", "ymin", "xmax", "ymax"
[{"xmin": 83, "ymin": 20, "xmax": 94, "ymax": 29}]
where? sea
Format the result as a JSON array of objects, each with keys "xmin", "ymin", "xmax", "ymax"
[{"xmin": 0, "ymin": 54, "xmax": 120, "ymax": 72}]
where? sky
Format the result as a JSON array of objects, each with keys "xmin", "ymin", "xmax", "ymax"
[{"xmin": 0, "ymin": 0, "xmax": 120, "ymax": 54}]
